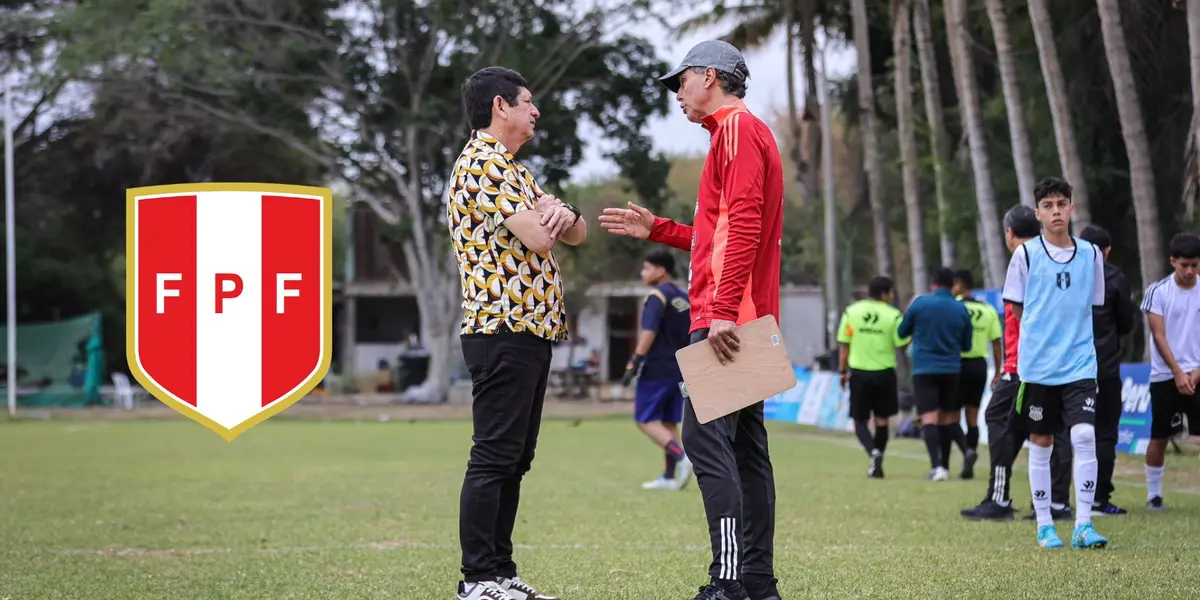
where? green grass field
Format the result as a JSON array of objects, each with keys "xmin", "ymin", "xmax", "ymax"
[{"xmin": 3, "ymin": 415, "xmax": 1200, "ymax": 599}]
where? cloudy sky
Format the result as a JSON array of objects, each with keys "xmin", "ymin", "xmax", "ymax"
[{"xmin": 570, "ymin": 16, "xmax": 858, "ymax": 183}]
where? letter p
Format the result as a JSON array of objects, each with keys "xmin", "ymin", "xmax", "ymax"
[
  {"xmin": 156, "ymin": 273, "xmax": 182, "ymax": 314},
  {"xmin": 215, "ymin": 273, "xmax": 244, "ymax": 314}
]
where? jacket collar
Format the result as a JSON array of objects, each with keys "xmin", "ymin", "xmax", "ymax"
[
  {"xmin": 701, "ymin": 99, "xmax": 749, "ymax": 133},
  {"xmin": 469, "ymin": 129, "xmax": 514, "ymax": 160}
]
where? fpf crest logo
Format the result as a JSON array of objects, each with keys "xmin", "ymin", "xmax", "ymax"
[{"xmin": 125, "ymin": 183, "xmax": 333, "ymax": 441}]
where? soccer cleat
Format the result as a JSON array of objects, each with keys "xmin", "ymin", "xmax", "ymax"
[
  {"xmin": 868, "ymin": 451, "xmax": 884, "ymax": 479},
  {"xmin": 745, "ymin": 576, "xmax": 782, "ymax": 600},
  {"xmin": 927, "ymin": 467, "xmax": 949, "ymax": 481},
  {"xmin": 960, "ymin": 500, "xmax": 1015, "ymax": 521},
  {"xmin": 960, "ymin": 449, "xmax": 978, "ymax": 480},
  {"xmin": 1036, "ymin": 525, "xmax": 1064, "ymax": 549},
  {"xmin": 673, "ymin": 455, "xmax": 694, "ymax": 490},
  {"xmin": 1024, "ymin": 505, "xmax": 1073, "ymax": 522},
  {"xmin": 500, "ymin": 577, "xmax": 559, "ymax": 600},
  {"xmin": 458, "ymin": 581, "xmax": 515, "ymax": 600},
  {"xmin": 691, "ymin": 583, "xmax": 751, "ymax": 600},
  {"xmin": 1147, "ymin": 496, "xmax": 1167, "ymax": 511},
  {"xmin": 642, "ymin": 476, "xmax": 677, "ymax": 490},
  {"xmin": 1071, "ymin": 523, "xmax": 1108, "ymax": 549},
  {"xmin": 1092, "ymin": 502, "xmax": 1128, "ymax": 516}
]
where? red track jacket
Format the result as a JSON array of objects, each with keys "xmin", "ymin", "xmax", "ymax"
[{"xmin": 648, "ymin": 100, "xmax": 784, "ymax": 334}]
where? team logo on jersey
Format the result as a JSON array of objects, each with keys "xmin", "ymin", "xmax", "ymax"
[
  {"xmin": 1056, "ymin": 271, "xmax": 1072, "ymax": 290},
  {"xmin": 863, "ymin": 311, "xmax": 880, "ymax": 324},
  {"xmin": 1029, "ymin": 405, "xmax": 1044, "ymax": 421},
  {"xmin": 126, "ymin": 183, "xmax": 333, "ymax": 442}
]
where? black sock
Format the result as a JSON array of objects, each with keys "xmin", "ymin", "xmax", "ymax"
[
  {"xmin": 950, "ymin": 424, "xmax": 967, "ymax": 453},
  {"xmin": 854, "ymin": 420, "xmax": 875, "ymax": 454},
  {"xmin": 874, "ymin": 425, "xmax": 889, "ymax": 454},
  {"xmin": 921, "ymin": 424, "xmax": 941, "ymax": 469},
  {"xmin": 665, "ymin": 439, "xmax": 685, "ymax": 460},
  {"xmin": 939, "ymin": 425, "xmax": 954, "ymax": 469},
  {"xmin": 664, "ymin": 452, "xmax": 677, "ymax": 479},
  {"xmin": 967, "ymin": 426, "xmax": 979, "ymax": 451}
]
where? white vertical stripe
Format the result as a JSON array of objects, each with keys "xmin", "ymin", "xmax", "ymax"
[
  {"xmin": 992, "ymin": 466, "xmax": 1005, "ymax": 503},
  {"xmin": 719, "ymin": 517, "xmax": 729, "ymax": 579},
  {"xmin": 717, "ymin": 516, "xmax": 739, "ymax": 580},
  {"xmin": 196, "ymin": 192, "xmax": 263, "ymax": 429}
]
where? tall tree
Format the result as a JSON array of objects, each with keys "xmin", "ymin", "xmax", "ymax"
[
  {"xmin": 892, "ymin": 0, "xmax": 926, "ymax": 292},
  {"xmin": 945, "ymin": 0, "xmax": 1005, "ymax": 286},
  {"xmin": 1183, "ymin": 0, "xmax": 1200, "ymax": 224},
  {"xmin": 1028, "ymin": 0, "xmax": 1093, "ymax": 227},
  {"xmin": 911, "ymin": 0, "xmax": 954, "ymax": 266},
  {"xmin": 851, "ymin": 0, "xmax": 895, "ymax": 279},
  {"xmin": 1096, "ymin": 0, "xmax": 1166, "ymax": 286},
  {"xmin": 982, "ymin": 0, "xmax": 1036, "ymax": 207}
]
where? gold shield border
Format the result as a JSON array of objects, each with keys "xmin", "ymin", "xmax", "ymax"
[{"xmin": 125, "ymin": 182, "xmax": 334, "ymax": 442}]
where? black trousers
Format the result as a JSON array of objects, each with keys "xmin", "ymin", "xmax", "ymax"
[
  {"xmin": 458, "ymin": 329, "xmax": 552, "ymax": 582},
  {"xmin": 681, "ymin": 328, "xmax": 776, "ymax": 582},
  {"xmin": 1094, "ymin": 375, "xmax": 1124, "ymax": 505},
  {"xmin": 984, "ymin": 374, "xmax": 1071, "ymax": 506}
]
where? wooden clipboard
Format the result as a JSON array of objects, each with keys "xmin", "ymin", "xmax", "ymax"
[{"xmin": 675, "ymin": 315, "xmax": 798, "ymax": 425}]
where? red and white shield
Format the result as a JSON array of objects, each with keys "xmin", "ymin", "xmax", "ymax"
[{"xmin": 125, "ymin": 183, "xmax": 332, "ymax": 441}]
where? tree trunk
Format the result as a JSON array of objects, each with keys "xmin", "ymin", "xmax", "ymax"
[
  {"xmin": 983, "ymin": 0, "xmax": 1037, "ymax": 208},
  {"xmin": 799, "ymin": 0, "xmax": 822, "ymax": 207},
  {"xmin": 912, "ymin": 0, "xmax": 955, "ymax": 266},
  {"xmin": 1184, "ymin": 0, "xmax": 1200, "ymax": 224},
  {"xmin": 852, "ymin": 0, "xmax": 895, "ymax": 279},
  {"xmin": 784, "ymin": 0, "xmax": 808, "ymax": 207},
  {"xmin": 945, "ymin": 0, "xmax": 1006, "ymax": 287},
  {"xmin": 1028, "ymin": 0, "xmax": 1093, "ymax": 227},
  {"xmin": 1096, "ymin": 0, "xmax": 1166, "ymax": 287},
  {"xmin": 893, "ymin": 0, "xmax": 927, "ymax": 292},
  {"xmin": 405, "ymin": 245, "xmax": 461, "ymax": 404}
]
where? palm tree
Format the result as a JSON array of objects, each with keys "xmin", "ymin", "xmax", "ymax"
[
  {"xmin": 893, "ymin": 0, "xmax": 927, "ymax": 292},
  {"xmin": 945, "ymin": 0, "xmax": 1006, "ymax": 287},
  {"xmin": 911, "ymin": 0, "xmax": 954, "ymax": 266},
  {"xmin": 1096, "ymin": 0, "xmax": 1166, "ymax": 286},
  {"xmin": 852, "ymin": 0, "xmax": 895, "ymax": 279},
  {"xmin": 1028, "ymin": 0, "xmax": 1093, "ymax": 228},
  {"xmin": 983, "ymin": 0, "xmax": 1035, "ymax": 207}
]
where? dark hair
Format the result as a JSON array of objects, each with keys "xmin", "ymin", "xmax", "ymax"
[
  {"xmin": 1078, "ymin": 224, "xmax": 1112, "ymax": 251},
  {"xmin": 1169, "ymin": 232, "xmax": 1200, "ymax": 259},
  {"xmin": 687, "ymin": 66, "xmax": 748, "ymax": 99},
  {"xmin": 953, "ymin": 269, "xmax": 974, "ymax": 290},
  {"xmin": 462, "ymin": 67, "xmax": 528, "ymax": 130},
  {"xmin": 867, "ymin": 276, "xmax": 894, "ymax": 299},
  {"xmin": 1003, "ymin": 204, "xmax": 1040, "ymax": 239},
  {"xmin": 933, "ymin": 267, "xmax": 955, "ymax": 289},
  {"xmin": 1033, "ymin": 177, "xmax": 1073, "ymax": 205},
  {"xmin": 644, "ymin": 249, "xmax": 675, "ymax": 277}
]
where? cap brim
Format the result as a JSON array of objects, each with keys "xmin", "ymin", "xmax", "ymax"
[{"xmin": 657, "ymin": 65, "xmax": 688, "ymax": 93}]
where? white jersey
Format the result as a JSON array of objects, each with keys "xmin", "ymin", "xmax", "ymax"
[{"xmin": 1141, "ymin": 275, "xmax": 1200, "ymax": 383}]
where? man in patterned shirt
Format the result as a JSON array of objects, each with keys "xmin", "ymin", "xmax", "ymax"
[{"xmin": 447, "ymin": 66, "xmax": 587, "ymax": 600}]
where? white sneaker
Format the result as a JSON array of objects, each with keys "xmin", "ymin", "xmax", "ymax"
[
  {"xmin": 500, "ymin": 576, "xmax": 560, "ymax": 600},
  {"xmin": 457, "ymin": 580, "xmax": 514, "ymax": 600},
  {"xmin": 928, "ymin": 467, "xmax": 950, "ymax": 481},
  {"xmin": 672, "ymin": 455, "xmax": 694, "ymax": 490},
  {"xmin": 642, "ymin": 476, "xmax": 676, "ymax": 490}
]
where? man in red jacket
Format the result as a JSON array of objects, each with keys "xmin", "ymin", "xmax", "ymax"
[{"xmin": 599, "ymin": 40, "xmax": 785, "ymax": 600}]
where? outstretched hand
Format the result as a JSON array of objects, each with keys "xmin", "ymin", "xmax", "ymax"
[{"xmin": 598, "ymin": 202, "xmax": 655, "ymax": 239}]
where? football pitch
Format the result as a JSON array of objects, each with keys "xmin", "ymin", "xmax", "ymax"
[{"xmin": 3, "ymin": 415, "xmax": 1199, "ymax": 599}]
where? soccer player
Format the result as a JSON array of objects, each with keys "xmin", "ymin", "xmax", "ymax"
[
  {"xmin": 1078, "ymin": 225, "xmax": 1136, "ymax": 516},
  {"xmin": 836, "ymin": 275, "xmax": 909, "ymax": 479},
  {"xmin": 599, "ymin": 39, "xmax": 784, "ymax": 600},
  {"xmin": 951, "ymin": 269, "xmax": 1001, "ymax": 480},
  {"xmin": 898, "ymin": 266, "xmax": 973, "ymax": 481},
  {"xmin": 623, "ymin": 249, "xmax": 695, "ymax": 491},
  {"xmin": 1140, "ymin": 232, "xmax": 1200, "ymax": 511},
  {"xmin": 1002, "ymin": 177, "xmax": 1107, "ymax": 549}
]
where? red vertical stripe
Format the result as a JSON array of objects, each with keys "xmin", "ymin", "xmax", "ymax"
[
  {"xmin": 137, "ymin": 196, "xmax": 198, "ymax": 406},
  {"xmin": 261, "ymin": 195, "xmax": 322, "ymax": 407}
]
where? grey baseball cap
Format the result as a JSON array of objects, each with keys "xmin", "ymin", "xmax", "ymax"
[{"xmin": 658, "ymin": 40, "xmax": 751, "ymax": 93}]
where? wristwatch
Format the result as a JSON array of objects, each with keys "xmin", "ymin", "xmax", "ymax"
[{"xmin": 562, "ymin": 202, "xmax": 582, "ymax": 224}]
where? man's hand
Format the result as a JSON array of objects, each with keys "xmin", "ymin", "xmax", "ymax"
[
  {"xmin": 599, "ymin": 201, "xmax": 655, "ymax": 239},
  {"xmin": 707, "ymin": 319, "xmax": 740, "ymax": 364},
  {"xmin": 622, "ymin": 355, "xmax": 644, "ymax": 387},
  {"xmin": 537, "ymin": 194, "xmax": 564, "ymax": 211},
  {"xmin": 991, "ymin": 373, "xmax": 1001, "ymax": 392},
  {"xmin": 839, "ymin": 372, "xmax": 849, "ymax": 390},
  {"xmin": 541, "ymin": 205, "xmax": 577, "ymax": 239},
  {"xmin": 1190, "ymin": 369, "xmax": 1199, "ymax": 389},
  {"xmin": 1174, "ymin": 369, "xmax": 1196, "ymax": 396}
]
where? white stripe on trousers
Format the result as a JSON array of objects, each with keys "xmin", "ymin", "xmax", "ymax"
[
  {"xmin": 719, "ymin": 516, "xmax": 739, "ymax": 580},
  {"xmin": 992, "ymin": 466, "xmax": 1006, "ymax": 504}
]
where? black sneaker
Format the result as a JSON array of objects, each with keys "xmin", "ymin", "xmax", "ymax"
[
  {"xmin": 868, "ymin": 451, "xmax": 884, "ymax": 479},
  {"xmin": 960, "ymin": 449, "xmax": 978, "ymax": 480},
  {"xmin": 1092, "ymin": 502, "xmax": 1128, "ymax": 516},
  {"xmin": 745, "ymin": 576, "xmax": 782, "ymax": 600},
  {"xmin": 692, "ymin": 582, "xmax": 750, "ymax": 600},
  {"xmin": 960, "ymin": 500, "xmax": 1015, "ymax": 521},
  {"xmin": 1023, "ymin": 505, "xmax": 1073, "ymax": 521},
  {"xmin": 1148, "ymin": 496, "xmax": 1167, "ymax": 511}
]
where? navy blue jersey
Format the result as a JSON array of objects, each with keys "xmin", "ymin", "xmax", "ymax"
[{"xmin": 640, "ymin": 282, "xmax": 691, "ymax": 381}]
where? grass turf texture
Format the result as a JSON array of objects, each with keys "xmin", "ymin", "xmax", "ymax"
[{"xmin": 2, "ymin": 416, "xmax": 1199, "ymax": 599}]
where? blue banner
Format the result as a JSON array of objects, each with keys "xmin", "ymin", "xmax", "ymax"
[{"xmin": 1118, "ymin": 363, "xmax": 1153, "ymax": 455}]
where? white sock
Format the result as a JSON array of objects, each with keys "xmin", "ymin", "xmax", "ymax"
[
  {"xmin": 1028, "ymin": 443, "xmax": 1053, "ymax": 528},
  {"xmin": 1146, "ymin": 465, "xmax": 1165, "ymax": 500},
  {"xmin": 1071, "ymin": 424, "xmax": 1098, "ymax": 527}
]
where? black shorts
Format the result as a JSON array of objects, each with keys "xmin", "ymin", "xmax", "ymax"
[
  {"xmin": 1016, "ymin": 379, "xmax": 1097, "ymax": 435},
  {"xmin": 848, "ymin": 368, "xmax": 899, "ymax": 421},
  {"xmin": 958, "ymin": 358, "xmax": 989, "ymax": 408},
  {"xmin": 1150, "ymin": 380, "xmax": 1200, "ymax": 439},
  {"xmin": 913, "ymin": 373, "xmax": 960, "ymax": 414}
]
